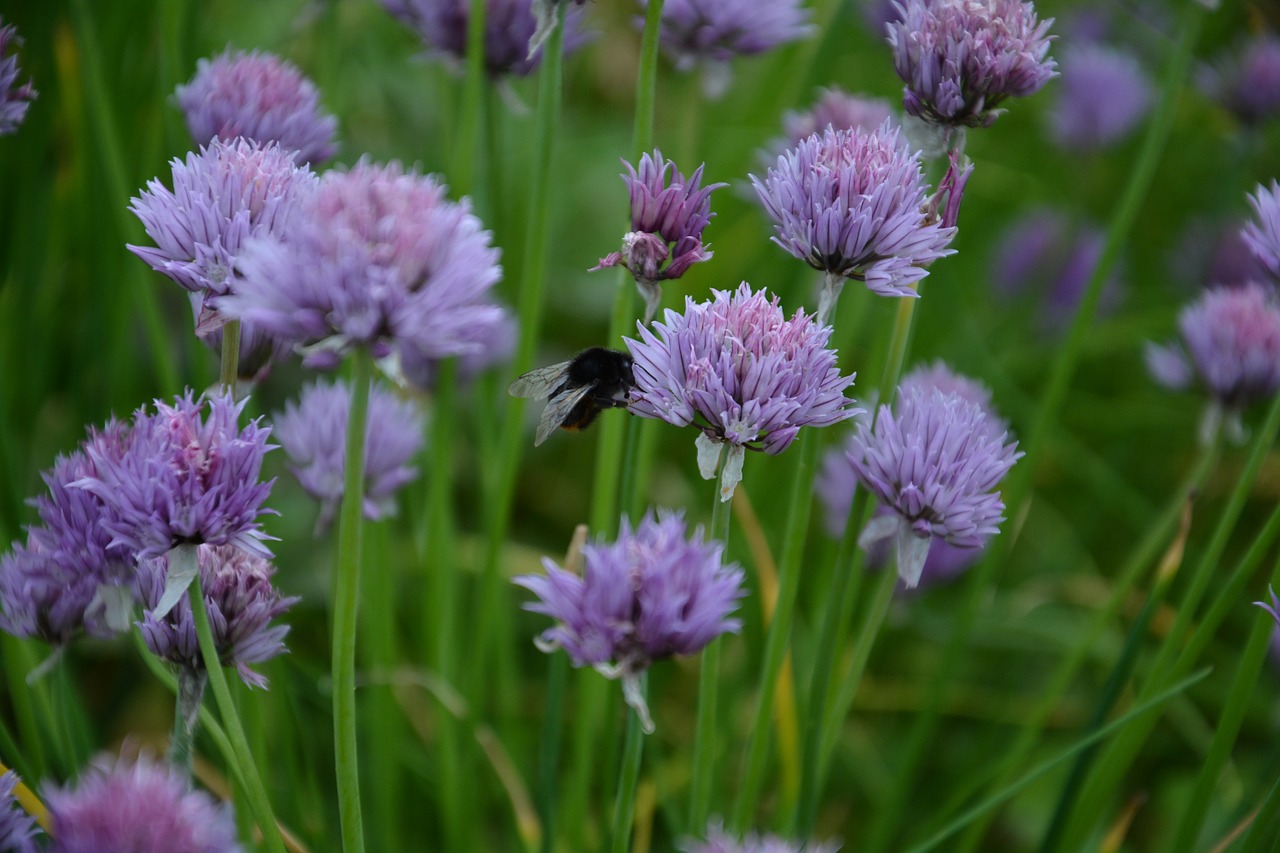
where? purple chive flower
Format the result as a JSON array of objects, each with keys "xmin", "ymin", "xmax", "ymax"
[
  {"xmin": 782, "ymin": 88, "xmax": 896, "ymax": 146},
  {"xmin": 382, "ymin": 0, "xmax": 587, "ymax": 77},
  {"xmin": 682, "ymin": 821, "xmax": 840, "ymax": 853},
  {"xmin": 0, "ymin": 18, "xmax": 36, "ymax": 136},
  {"xmin": 73, "ymin": 391, "xmax": 277, "ymax": 566},
  {"xmin": 1243, "ymin": 180, "xmax": 1280, "ymax": 284},
  {"xmin": 273, "ymin": 379, "xmax": 425, "ymax": 531},
  {"xmin": 1203, "ymin": 34, "xmax": 1280, "ymax": 126},
  {"xmin": 1048, "ymin": 43, "xmax": 1151, "ymax": 151},
  {"xmin": 817, "ymin": 362, "xmax": 1007, "ymax": 588},
  {"xmin": 850, "ymin": 386, "xmax": 1021, "ymax": 588},
  {"xmin": 128, "ymin": 138, "xmax": 318, "ymax": 333},
  {"xmin": 1146, "ymin": 281, "xmax": 1280, "ymax": 444},
  {"xmin": 751, "ymin": 122, "xmax": 959, "ymax": 322},
  {"xmin": 626, "ymin": 283, "xmax": 859, "ymax": 501},
  {"xmin": 593, "ymin": 150, "xmax": 725, "ymax": 323},
  {"xmin": 514, "ymin": 510, "xmax": 745, "ymax": 732},
  {"xmin": 138, "ymin": 544, "xmax": 298, "ymax": 689},
  {"xmin": 642, "ymin": 0, "xmax": 812, "ymax": 96},
  {"xmin": 0, "ymin": 423, "xmax": 139, "ymax": 646},
  {"xmin": 398, "ymin": 303, "xmax": 516, "ymax": 390},
  {"xmin": 175, "ymin": 48, "xmax": 338, "ymax": 166},
  {"xmin": 44, "ymin": 753, "xmax": 240, "ymax": 853},
  {"xmin": 887, "ymin": 0, "xmax": 1057, "ymax": 129},
  {"xmin": 219, "ymin": 160, "xmax": 504, "ymax": 380},
  {"xmin": 0, "ymin": 772, "xmax": 39, "ymax": 853}
]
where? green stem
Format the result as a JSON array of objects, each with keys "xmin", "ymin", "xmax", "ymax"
[
  {"xmin": 609, "ymin": 674, "xmax": 648, "ymax": 853},
  {"xmin": 1242, "ymin": 775, "xmax": 1280, "ymax": 852},
  {"xmin": 168, "ymin": 669, "xmax": 206, "ymax": 776},
  {"xmin": 188, "ymin": 573, "xmax": 285, "ymax": 853},
  {"xmin": 689, "ymin": 446, "xmax": 734, "ymax": 833},
  {"xmin": 333, "ymin": 348, "xmax": 372, "ymax": 853},
  {"xmin": 455, "ymin": 0, "xmax": 488, "ymax": 197},
  {"xmin": 218, "ymin": 319, "xmax": 241, "ymax": 395},
  {"xmin": 536, "ymin": 652, "xmax": 569, "ymax": 853}
]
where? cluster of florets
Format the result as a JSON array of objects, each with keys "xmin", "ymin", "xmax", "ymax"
[
  {"xmin": 1243, "ymin": 180, "xmax": 1280, "ymax": 283},
  {"xmin": 682, "ymin": 821, "xmax": 840, "ymax": 853},
  {"xmin": 0, "ymin": 771, "xmax": 38, "ymax": 853},
  {"xmin": 1048, "ymin": 42, "xmax": 1150, "ymax": 151},
  {"xmin": 887, "ymin": 0, "xmax": 1057, "ymax": 128},
  {"xmin": 175, "ymin": 47, "xmax": 338, "ymax": 165},
  {"xmin": 781, "ymin": 88, "xmax": 896, "ymax": 146},
  {"xmin": 0, "ymin": 17, "xmax": 36, "ymax": 135},
  {"xmin": 647, "ymin": 0, "xmax": 813, "ymax": 75},
  {"xmin": 1203, "ymin": 33, "xmax": 1280, "ymax": 126}
]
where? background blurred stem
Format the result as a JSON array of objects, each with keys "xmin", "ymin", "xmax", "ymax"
[{"xmin": 609, "ymin": 674, "xmax": 647, "ymax": 853}]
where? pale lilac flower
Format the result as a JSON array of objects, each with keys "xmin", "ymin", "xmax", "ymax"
[
  {"xmin": 175, "ymin": 48, "xmax": 338, "ymax": 165},
  {"xmin": 398, "ymin": 304, "xmax": 516, "ymax": 389},
  {"xmin": 887, "ymin": 0, "xmax": 1057, "ymax": 129},
  {"xmin": 0, "ymin": 18, "xmax": 36, "ymax": 135},
  {"xmin": 73, "ymin": 391, "xmax": 277, "ymax": 565},
  {"xmin": 0, "ymin": 771, "xmax": 39, "ymax": 853},
  {"xmin": 1146, "ymin": 281, "xmax": 1280, "ymax": 443},
  {"xmin": 1049, "ymin": 43, "xmax": 1151, "ymax": 151},
  {"xmin": 44, "ymin": 753, "xmax": 240, "ymax": 853},
  {"xmin": 850, "ymin": 386, "xmax": 1021, "ymax": 588},
  {"xmin": 593, "ymin": 150, "xmax": 725, "ymax": 322},
  {"xmin": 751, "ymin": 122, "xmax": 959, "ymax": 322},
  {"xmin": 782, "ymin": 89, "xmax": 896, "ymax": 145},
  {"xmin": 0, "ymin": 423, "xmax": 138, "ymax": 645},
  {"xmin": 128, "ymin": 138, "xmax": 317, "ymax": 333},
  {"xmin": 274, "ymin": 379, "xmax": 425, "ymax": 531},
  {"xmin": 1204, "ymin": 34, "xmax": 1280, "ymax": 126},
  {"xmin": 219, "ymin": 160, "xmax": 504, "ymax": 380},
  {"xmin": 626, "ymin": 283, "xmax": 859, "ymax": 500},
  {"xmin": 138, "ymin": 544, "xmax": 298, "ymax": 689},
  {"xmin": 382, "ymin": 0, "xmax": 587, "ymax": 77},
  {"xmin": 1243, "ymin": 180, "xmax": 1280, "ymax": 283},
  {"xmin": 682, "ymin": 821, "xmax": 840, "ymax": 853},
  {"xmin": 514, "ymin": 510, "xmax": 745, "ymax": 732}
]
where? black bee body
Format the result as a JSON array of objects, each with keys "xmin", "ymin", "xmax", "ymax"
[{"xmin": 508, "ymin": 347, "xmax": 636, "ymax": 445}]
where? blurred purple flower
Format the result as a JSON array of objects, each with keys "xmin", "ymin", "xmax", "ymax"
[
  {"xmin": 44, "ymin": 753, "xmax": 240, "ymax": 853},
  {"xmin": 382, "ymin": 0, "xmax": 587, "ymax": 77},
  {"xmin": 782, "ymin": 88, "xmax": 896, "ymax": 146},
  {"xmin": 0, "ymin": 18, "xmax": 36, "ymax": 136},
  {"xmin": 398, "ymin": 303, "xmax": 516, "ymax": 390},
  {"xmin": 751, "ymin": 122, "xmax": 958, "ymax": 321},
  {"xmin": 274, "ymin": 378, "xmax": 425, "ymax": 531},
  {"xmin": 682, "ymin": 821, "xmax": 839, "ymax": 853},
  {"xmin": 1202, "ymin": 33, "xmax": 1280, "ymax": 126},
  {"xmin": 0, "ymin": 771, "xmax": 39, "ymax": 853},
  {"xmin": 138, "ymin": 544, "xmax": 298, "ymax": 689},
  {"xmin": 0, "ymin": 423, "xmax": 138, "ymax": 646},
  {"xmin": 1146, "ymin": 281, "xmax": 1280, "ymax": 443},
  {"xmin": 1243, "ymin": 180, "xmax": 1280, "ymax": 284},
  {"xmin": 1049, "ymin": 43, "xmax": 1151, "ymax": 151},
  {"xmin": 514, "ymin": 510, "xmax": 745, "ymax": 732},
  {"xmin": 73, "ymin": 391, "xmax": 277, "ymax": 565},
  {"xmin": 593, "ymin": 150, "xmax": 725, "ymax": 322},
  {"xmin": 128, "ymin": 138, "xmax": 318, "ymax": 333},
  {"xmin": 626, "ymin": 283, "xmax": 859, "ymax": 501},
  {"xmin": 850, "ymin": 386, "xmax": 1021, "ymax": 588},
  {"xmin": 219, "ymin": 160, "xmax": 504, "ymax": 380},
  {"xmin": 175, "ymin": 47, "xmax": 338, "ymax": 165},
  {"xmin": 887, "ymin": 0, "xmax": 1057, "ymax": 129}
]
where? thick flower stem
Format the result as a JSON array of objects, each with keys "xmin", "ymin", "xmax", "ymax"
[
  {"xmin": 168, "ymin": 669, "xmax": 206, "ymax": 776},
  {"xmin": 333, "ymin": 348, "xmax": 372, "ymax": 853},
  {"xmin": 609, "ymin": 674, "xmax": 648, "ymax": 853},
  {"xmin": 219, "ymin": 319, "xmax": 241, "ymax": 395},
  {"xmin": 188, "ymin": 572, "xmax": 285, "ymax": 853},
  {"xmin": 536, "ymin": 652, "xmax": 568, "ymax": 853},
  {"xmin": 688, "ymin": 446, "xmax": 734, "ymax": 833}
]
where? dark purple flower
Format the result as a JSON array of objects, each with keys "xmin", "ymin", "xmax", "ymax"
[
  {"xmin": 0, "ymin": 18, "xmax": 35, "ymax": 136},
  {"xmin": 0, "ymin": 771, "xmax": 39, "ymax": 853},
  {"xmin": 0, "ymin": 424, "xmax": 138, "ymax": 645},
  {"xmin": 73, "ymin": 391, "xmax": 277, "ymax": 566},
  {"xmin": 1243, "ymin": 180, "xmax": 1280, "ymax": 284},
  {"xmin": 1048, "ymin": 43, "xmax": 1151, "ymax": 151},
  {"xmin": 128, "ymin": 138, "xmax": 318, "ymax": 333},
  {"xmin": 593, "ymin": 150, "xmax": 725, "ymax": 322},
  {"xmin": 175, "ymin": 48, "xmax": 338, "ymax": 166},
  {"xmin": 44, "ymin": 753, "xmax": 240, "ymax": 853},
  {"xmin": 382, "ymin": 0, "xmax": 587, "ymax": 77},
  {"xmin": 887, "ymin": 0, "xmax": 1057, "ymax": 129},
  {"xmin": 514, "ymin": 510, "xmax": 745, "ymax": 732},
  {"xmin": 1146, "ymin": 281, "xmax": 1280, "ymax": 443},
  {"xmin": 273, "ymin": 379, "xmax": 425, "ymax": 531},
  {"xmin": 1203, "ymin": 33, "xmax": 1280, "ymax": 126},
  {"xmin": 138, "ymin": 544, "xmax": 298, "ymax": 689},
  {"xmin": 219, "ymin": 160, "xmax": 504, "ymax": 379},
  {"xmin": 751, "ymin": 122, "xmax": 958, "ymax": 321},
  {"xmin": 682, "ymin": 821, "xmax": 839, "ymax": 853},
  {"xmin": 850, "ymin": 386, "xmax": 1021, "ymax": 588},
  {"xmin": 643, "ymin": 0, "xmax": 812, "ymax": 96},
  {"xmin": 626, "ymin": 283, "xmax": 859, "ymax": 500}
]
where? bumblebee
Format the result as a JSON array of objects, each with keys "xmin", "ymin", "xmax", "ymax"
[{"xmin": 508, "ymin": 347, "xmax": 636, "ymax": 446}]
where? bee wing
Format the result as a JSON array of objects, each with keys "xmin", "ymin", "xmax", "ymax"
[
  {"xmin": 534, "ymin": 383, "xmax": 595, "ymax": 446},
  {"xmin": 508, "ymin": 361, "xmax": 572, "ymax": 399}
]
